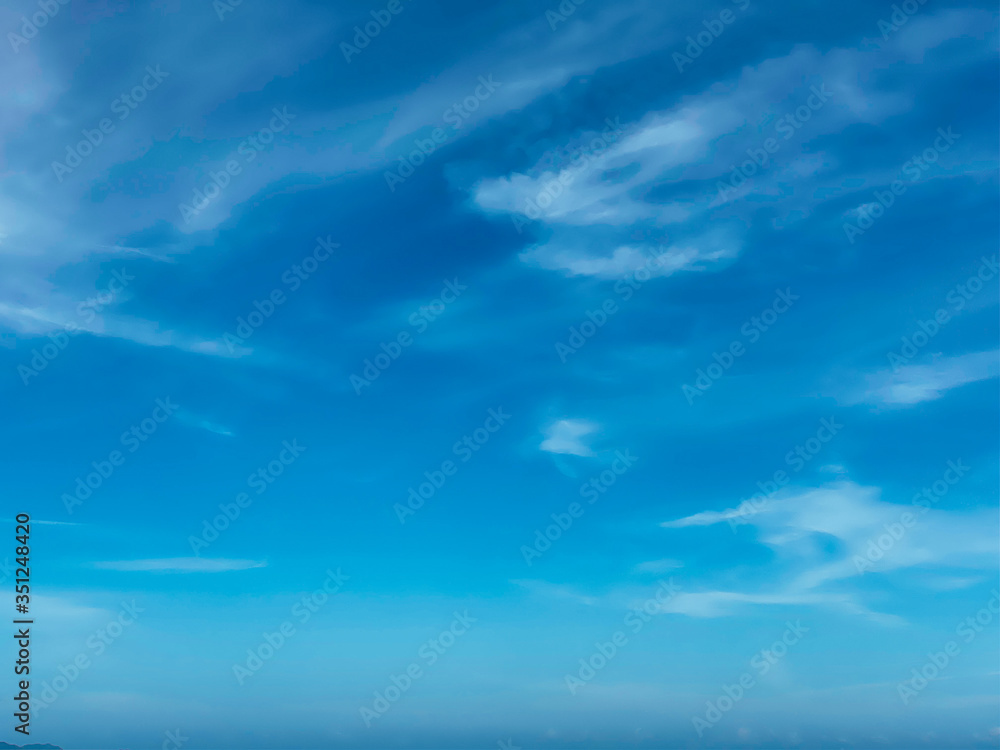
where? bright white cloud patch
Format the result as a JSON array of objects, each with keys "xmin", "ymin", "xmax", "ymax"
[{"xmin": 540, "ymin": 418, "xmax": 599, "ymax": 457}]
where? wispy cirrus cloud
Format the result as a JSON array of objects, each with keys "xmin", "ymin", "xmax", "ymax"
[
  {"xmin": 660, "ymin": 508, "xmax": 748, "ymax": 529},
  {"xmin": 633, "ymin": 558, "xmax": 684, "ymax": 574},
  {"xmin": 1, "ymin": 518, "xmax": 78, "ymax": 526},
  {"xmin": 94, "ymin": 558, "xmax": 267, "ymax": 573},
  {"xmin": 471, "ymin": 11, "xmax": 993, "ymax": 284},
  {"xmin": 659, "ymin": 480, "xmax": 998, "ymax": 623},
  {"xmin": 851, "ymin": 349, "xmax": 999, "ymax": 407},
  {"xmin": 510, "ymin": 579, "xmax": 598, "ymax": 606},
  {"xmin": 175, "ymin": 410, "xmax": 236, "ymax": 437}
]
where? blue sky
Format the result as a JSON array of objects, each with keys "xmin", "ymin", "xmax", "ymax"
[{"xmin": 0, "ymin": 0, "xmax": 998, "ymax": 747}]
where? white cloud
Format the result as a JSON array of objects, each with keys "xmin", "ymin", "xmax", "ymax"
[
  {"xmin": 375, "ymin": 0, "xmax": 694, "ymax": 152},
  {"xmin": 30, "ymin": 594, "xmax": 109, "ymax": 621},
  {"xmin": 522, "ymin": 244, "xmax": 665, "ymax": 279},
  {"xmin": 633, "ymin": 558, "xmax": 684, "ymax": 574},
  {"xmin": 93, "ymin": 558, "xmax": 267, "ymax": 573},
  {"xmin": 660, "ymin": 507, "xmax": 751, "ymax": 528},
  {"xmin": 176, "ymin": 410, "xmax": 236, "ymax": 437},
  {"xmin": 923, "ymin": 575, "xmax": 983, "ymax": 591},
  {"xmin": 468, "ymin": 15, "xmax": 992, "ymax": 280},
  {"xmin": 848, "ymin": 202, "xmax": 879, "ymax": 219},
  {"xmin": 819, "ymin": 464, "xmax": 848, "ymax": 475},
  {"xmin": 510, "ymin": 579, "xmax": 597, "ymax": 606},
  {"xmin": 658, "ymin": 480, "xmax": 998, "ymax": 622},
  {"xmin": 655, "ymin": 586, "xmax": 904, "ymax": 626},
  {"xmin": 519, "ymin": 231, "xmax": 740, "ymax": 280},
  {"xmin": 197, "ymin": 421, "xmax": 234, "ymax": 437},
  {"xmin": 0, "ymin": 299, "xmax": 246, "ymax": 358},
  {"xmin": 474, "ymin": 102, "xmax": 744, "ymax": 279},
  {"xmin": 540, "ymin": 418, "xmax": 599, "ymax": 457},
  {"xmin": 853, "ymin": 350, "xmax": 999, "ymax": 406}
]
